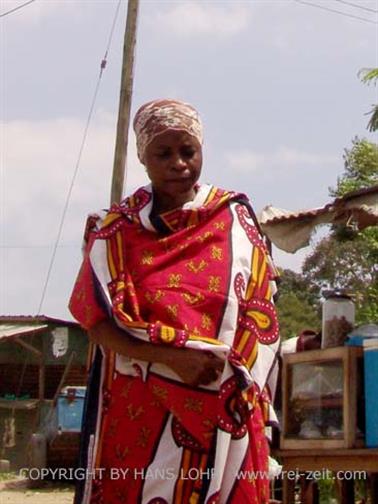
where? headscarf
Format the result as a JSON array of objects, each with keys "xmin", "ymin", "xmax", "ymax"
[{"xmin": 133, "ymin": 99, "xmax": 203, "ymax": 163}]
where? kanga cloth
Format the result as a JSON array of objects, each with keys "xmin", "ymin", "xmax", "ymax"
[{"xmin": 69, "ymin": 184, "xmax": 280, "ymax": 504}]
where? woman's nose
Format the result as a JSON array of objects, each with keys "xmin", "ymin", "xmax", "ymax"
[{"xmin": 171, "ymin": 155, "xmax": 186, "ymax": 171}]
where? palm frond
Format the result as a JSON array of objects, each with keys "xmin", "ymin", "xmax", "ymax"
[
  {"xmin": 358, "ymin": 68, "xmax": 378, "ymax": 85},
  {"xmin": 367, "ymin": 104, "xmax": 378, "ymax": 132}
]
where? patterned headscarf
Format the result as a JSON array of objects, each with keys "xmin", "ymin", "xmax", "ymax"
[{"xmin": 133, "ymin": 99, "xmax": 203, "ymax": 163}]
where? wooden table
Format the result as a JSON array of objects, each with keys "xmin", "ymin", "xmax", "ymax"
[{"xmin": 274, "ymin": 448, "xmax": 378, "ymax": 504}]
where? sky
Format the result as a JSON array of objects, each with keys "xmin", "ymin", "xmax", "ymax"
[{"xmin": 1, "ymin": 0, "xmax": 377, "ymax": 320}]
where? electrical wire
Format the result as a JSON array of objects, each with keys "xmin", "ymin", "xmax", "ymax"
[
  {"xmin": 36, "ymin": 76, "xmax": 102, "ymax": 315},
  {"xmin": 0, "ymin": 244, "xmax": 77, "ymax": 248},
  {"xmin": 334, "ymin": 0, "xmax": 378, "ymax": 14},
  {"xmin": 0, "ymin": 0, "xmax": 36, "ymax": 18},
  {"xmin": 10, "ymin": 0, "xmax": 123, "ymax": 411},
  {"xmin": 36, "ymin": 0, "xmax": 123, "ymax": 315},
  {"xmin": 104, "ymin": 0, "xmax": 123, "ymax": 62},
  {"xmin": 293, "ymin": 0, "xmax": 378, "ymax": 23}
]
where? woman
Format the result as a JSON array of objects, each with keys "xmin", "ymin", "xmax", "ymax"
[{"xmin": 69, "ymin": 99, "xmax": 280, "ymax": 504}]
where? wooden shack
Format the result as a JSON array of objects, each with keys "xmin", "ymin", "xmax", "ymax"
[{"xmin": 0, "ymin": 315, "xmax": 88, "ymax": 470}]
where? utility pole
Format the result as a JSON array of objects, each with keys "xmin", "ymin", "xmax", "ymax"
[{"xmin": 110, "ymin": 0, "xmax": 140, "ymax": 205}]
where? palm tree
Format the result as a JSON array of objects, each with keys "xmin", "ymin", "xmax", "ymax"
[{"xmin": 358, "ymin": 68, "xmax": 378, "ymax": 132}]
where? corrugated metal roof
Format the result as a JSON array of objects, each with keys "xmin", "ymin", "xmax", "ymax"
[
  {"xmin": 259, "ymin": 205, "xmax": 329, "ymax": 224},
  {"xmin": 0, "ymin": 315, "xmax": 77, "ymax": 326},
  {"xmin": 0, "ymin": 323, "xmax": 48, "ymax": 341},
  {"xmin": 259, "ymin": 185, "xmax": 378, "ymax": 253},
  {"xmin": 260, "ymin": 184, "xmax": 378, "ymax": 225}
]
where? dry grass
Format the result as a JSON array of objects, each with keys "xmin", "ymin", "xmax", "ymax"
[{"xmin": 0, "ymin": 476, "xmax": 74, "ymax": 504}]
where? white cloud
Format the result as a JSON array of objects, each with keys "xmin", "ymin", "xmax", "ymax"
[
  {"xmin": 0, "ymin": 0, "xmax": 74, "ymax": 24},
  {"xmin": 224, "ymin": 150, "xmax": 266, "ymax": 173},
  {"xmin": 1, "ymin": 113, "xmax": 148, "ymax": 247},
  {"xmin": 1, "ymin": 113, "xmax": 149, "ymax": 317},
  {"xmin": 225, "ymin": 146, "xmax": 338, "ymax": 174},
  {"xmin": 278, "ymin": 146, "xmax": 338, "ymax": 166},
  {"xmin": 151, "ymin": 2, "xmax": 250, "ymax": 37}
]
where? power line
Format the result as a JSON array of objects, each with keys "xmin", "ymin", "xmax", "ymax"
[
  {"xmin": 36, "ymin": 76, "xmax": 103, "ymax": 315},
  {"xmin": 104, "ymin": 0, "xmax": 122, "ymax": 60},
  {"xmin": 334, "ymin": 0, "xmax": 378, "ymax": 14},
  {"xmin": 293, "ymin": 0, "xmax": 378, "ymax": 23},
  {"xmin": 0, "ymin": 244, "xmax": 78, "ymax": 249},
  {"xmin": 36, "ymin": 0, "xmax": 123, "ymax": 315},
  {"xmin": 0, "ymin": 0, "xmax": 36, "ymax": 18}
]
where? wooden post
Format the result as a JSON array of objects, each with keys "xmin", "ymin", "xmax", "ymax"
[
  {"xmin": 14, "ymin": 337, "xmax": 42, "ymax": 358},
  {"xmin": 52, "ymin": 352, "xmax": 77, "ymax": 406},
  {"xmin": 38, "ymin": 359, "xmax": 45, "ymax": 401},
  {"xmin": 110, "ymin": 0, "xmax": 140, "ymax": 205}
]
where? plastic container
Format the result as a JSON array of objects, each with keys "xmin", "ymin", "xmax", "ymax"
[
  {"xmin": 364, "ymin": 338, "xmax": 378, "ymax": 447},
  {"xmin": 57, "ymin": 386, "xmax": 86, "ymax": 432},
  {"xmin": 321, "ymin": 291, "xmax": 355, "ymax": 348},
  {"xmin": 30, "ymin": 432, "xmax": 46, "ymax": 468},
  {"xmin": 28, "ymin": 433, "xmax": 47, "ymax": 488},
  {"xmin": 346, "ymin": 324, "xmax": 378, "ymax": 346}
]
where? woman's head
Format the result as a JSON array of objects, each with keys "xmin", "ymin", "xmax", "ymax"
[
  {"xmin": 133, "ymin": 99, "xmax": 203, "ymax": 212},
  {"xmin": 133, "ymin": 99, "xmax": 203, "ymax": 164}
]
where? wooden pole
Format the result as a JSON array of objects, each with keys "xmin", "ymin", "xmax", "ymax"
[
  {"xmin": 38, "ymin": 358, "xmax": 45, "ymax": 401},
  {"xmin": 110, "ymin": 0, "xmax": 140, "ymax": 205},
  {"xmin": 52, "ymin": 351, "xmax": 77, "ymax": 406}
]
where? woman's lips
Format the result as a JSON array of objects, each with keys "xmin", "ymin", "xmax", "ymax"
[{"xmin": 166, "ymin": 177, "xmax": 191, "ymax": 182}]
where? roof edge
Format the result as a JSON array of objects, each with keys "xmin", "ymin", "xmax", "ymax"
[{"xmin": 0, "ymin": 315, "xmax": 79, "ymax": 327}]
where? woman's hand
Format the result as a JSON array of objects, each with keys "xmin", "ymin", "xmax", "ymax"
[
  {"xmin": 164, "ymin": 348, "xmax": 225, "ymax": 387},
  {"xmin": 88, "ymin": 320, "xmax": 225, "ymax": 387}
]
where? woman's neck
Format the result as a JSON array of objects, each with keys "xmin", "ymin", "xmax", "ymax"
[{"xmin": 150, "ymin": 187, "xmax": 197, "ymax": 217}]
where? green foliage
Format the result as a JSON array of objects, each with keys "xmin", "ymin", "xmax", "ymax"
[
  {"xmin": 276, "ymin": 269, "xmax": 320, "ymax": 340},
  {"xmin": 366, "ymin": 104, "xmax": 378, "ymax": 133},
  {"xmin": 303, "ymin": 236, "xmax": 376, "ymax": 292},
  {"xmin": 357, "ymin": 283, "xmax": 378, "ymax": 324},
  {"xmin": 0, "ymin": 472, "xmax": 18, "ymax": 481},
  {"xmin": 277, "ymin": 268, "xmax": 318, "ymax": 305},
  {"xmin": 303, "ymin": 137, "xmax": 378, "ymax": 325},
  {"xmin": 277, "ymin": 137, "xmax": 377, "ymax": 334},
  {"xmin": 302, "ymin": 235, "xmax": 377, "ymax": 324},
  {"xmin": 359, "ymin": 67, "xmax": 378, "ymax": 84},
  {"xmin": 317, "ymin": 476, "xmax": 336, "ymax": 504},
  {"xmin": 317, "ymin": 475, "xmax": 367, "ymax": 503},
  {"xmin": 359, "ymin": 67, "xmax": 378, "ymax": 132},
  {"xmin": 330, "ymin": 137, "xmax": 378, "ymax": 197}
]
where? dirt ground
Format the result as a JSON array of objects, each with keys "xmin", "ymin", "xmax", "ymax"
[{"xmin": 0, "ymin": 478, "xmax": 74, "ymax": 504}]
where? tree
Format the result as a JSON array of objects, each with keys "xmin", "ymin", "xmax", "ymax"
[
  {"xmin": 359, "ymin": 68, "xmax": 378, "ymax": 132},
  {"xmin": 275, "ymin": 269, "xmax": 320, "ymax": 340},
  {"xmin": 330, "ymin": 137, "xmax": 378, "ymax": 197},
  {"xmin": 302, "ymin": 137, "xmax": 378, "ymax": 325},
  {"xmin": 302, "ymin": 237, "xmax": 376, "ymax": 308}
]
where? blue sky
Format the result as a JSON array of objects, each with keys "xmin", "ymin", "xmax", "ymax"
[{"xmin": 1, "ymin": 0, "xmax": 377, "ymax": 319}]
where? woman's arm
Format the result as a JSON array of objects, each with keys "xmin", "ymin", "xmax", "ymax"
[{"xmin": 89, "ymin": 319, "xmax": 224, "ymax": 387}]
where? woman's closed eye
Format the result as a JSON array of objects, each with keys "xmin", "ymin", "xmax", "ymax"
[
  {"xmin": 154, "ymin": 146, "xmax": 196, "ymax": 160},
  {"xmin": 155, "ymin": 149, "xmax": 171, "ymax": 159},
  {"xmin": 181, "ymin": 147, "xmax": 195, "ymax": 158}
]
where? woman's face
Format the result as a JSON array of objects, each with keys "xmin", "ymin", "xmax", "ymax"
[{"xmin": 143, "ymin": 129, "xmax": 203, "ymax": 207}]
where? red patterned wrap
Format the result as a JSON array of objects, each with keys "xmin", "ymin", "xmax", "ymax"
[{"xmin": 69, "ymin": 184, "xmax": 280, "ymax": 504}]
